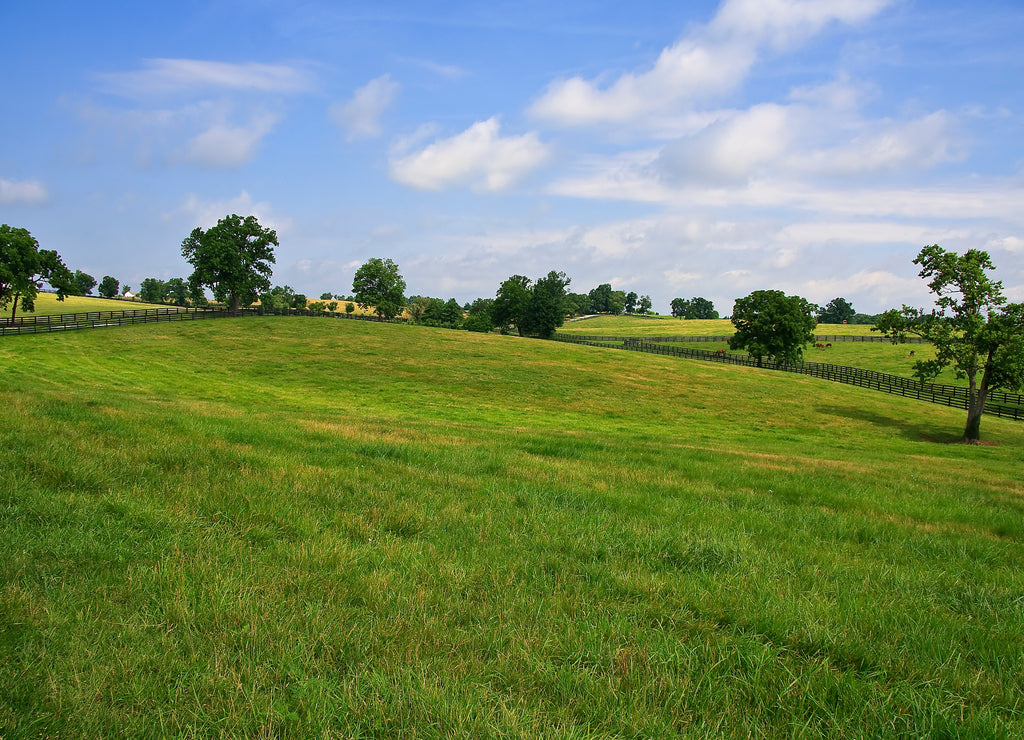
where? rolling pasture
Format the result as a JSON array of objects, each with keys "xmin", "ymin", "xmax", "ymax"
[{"xmin": 2, "ymin": 317, "xmax": 1023, "ymax": 737}]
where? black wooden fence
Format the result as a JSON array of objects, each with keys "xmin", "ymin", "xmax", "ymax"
[
  {"xmin": 552, "ymin": 334, "xmax": 1024, "ymax": 421},
  {"xmin": 0, "ymin": 306, "xmax": 400, "ymax": 336},
  {"xmin": 561, "ymin": 333, "xmax": 929, "ymax": 344}
]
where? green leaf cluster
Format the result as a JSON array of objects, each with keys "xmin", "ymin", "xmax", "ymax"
[{"xmin": 729, "ymin": 290, "xmax": 817, "ymax": 366}]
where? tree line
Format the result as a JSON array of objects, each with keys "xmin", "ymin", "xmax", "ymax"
[{"xmin": 4, "ymin": 215, "xmax": 1022, "ymax": 443}]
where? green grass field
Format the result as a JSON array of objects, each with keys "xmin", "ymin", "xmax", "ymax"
[
  {"xmin": 2, "ymin": 292, "xmax": 165, "ymax": 319},
  {"xmin": 2, "ymin": 317, "xmax": 1023, "ymax": 737}
]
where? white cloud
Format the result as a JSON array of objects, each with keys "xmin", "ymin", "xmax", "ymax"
[
  {"xmin": 330, "ymin": 75, "xmax": 400, "ymax": 141},
  {"xmin": 173, "ymin": 190, "xmax": 292, "ymax": 235},
  {"xmin": 99, "ymin": 59, "xmax": 316, "ymax": 98},
  {"xmin": 389, "ymin": 117, "xmax": 548, "ymax": 191},
  {"xmin": 0, "ymin": 177, "xmax": 49, "ymax": 205},
  {"xmin": 184, "ymin": 111, "xmax": 280, "ymax": 168},
  {"xmin": 529, "ymin": 0, "xmax": 893, "ymax": 128}
]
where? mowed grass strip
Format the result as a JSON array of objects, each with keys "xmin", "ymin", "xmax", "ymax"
[{"xmin": 1, "ymin": 317, "xmax": 1023, "ymax": 738}]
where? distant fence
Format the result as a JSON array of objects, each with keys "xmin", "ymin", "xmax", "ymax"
[
  {"xmin": 560, "ymin": 333, "xmax": 929, "ymax": 344},
  {"xmin": 552, "ymin": 334, "xmax": 1023, "ymax": 421},
  {"xmin": 0, "ymin": 306, "xmax": 400, "ymax": 336}
]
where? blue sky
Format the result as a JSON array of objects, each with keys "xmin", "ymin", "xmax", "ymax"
[{"xmin": 2, "ymin": 0, "xmax": 1022, "ymax": 315}]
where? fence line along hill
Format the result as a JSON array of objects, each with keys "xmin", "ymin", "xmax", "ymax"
[{"xmin": 553, "ymin": 333, "xmax": 1023, "ymax": 421}]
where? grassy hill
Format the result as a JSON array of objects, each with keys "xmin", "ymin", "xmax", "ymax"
[
  {"xmin": 2, "ymin": 317, "xmax": 1022, "ymax": 737},
  {"xmin": 1, "ymin": 292, "xmax": 166, "ymax": 319}
]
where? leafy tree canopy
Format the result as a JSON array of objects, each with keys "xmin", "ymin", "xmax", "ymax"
[
  {"xmin": 873, "ymin": 244, "xmax": 1024, "ymax": 443},
  {"xmin": 671, "ymin": 296, "xmax": 719, "ymax": 319},
  {"xmin": 492, "ymin": 275, "xmax": 533, "ymax": 336},
  {"xmin": 729, "ymin": 290, "xmax": 817, "ymax": 366},
  {"xmin": 817, "ymin": 297, "xmax": 856, "ymax": 324},
  {"xmin": 72, "ymin": 270, "xmax": 97, "ymax": 296},
  {"xmin": 524, "ymin": 270, "xmax": 571, "ymax": 339},
  {"xmin": 352, "ymin": 257, "xmax": 406, "ymax": 320},
  {"xmin": 1, "ymin": 224, "xmax": 73, "ymax": 323},
  {"xmin": 98, "ymin": 275, "xmax": 120, "ymax": 299},
  {"xmin": 181, "ymin": 214, "xmax": 277, "ymax": 315}
]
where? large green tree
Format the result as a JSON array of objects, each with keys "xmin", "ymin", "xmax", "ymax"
[
  {"xmin": 181, "ymin": 214, "xmax": 277, "ymax": 315},
  {"xmin": 817, "ymin": 297, "xmax": 856, "ymax": 324},
  {"xmin": 138, "ymin": 278, "xmax": 166, "ymax": 304},
  {"xmin": 873, "ymin": 245, "xmax": 1024, "ymax": 444},
  {"xmin": 524, "ymin": 270, "xmax": 571, "ymax": 339},
  {"xmin": 72, "ymin": 270, "xmax": 97, "ymax": 296},
  {"xmin": 671, "ymin": 296, "xmax": 719, "ymax": 319},
  {"xmin": 98, "ymin": 275, "xmax": 120, "ymax": 299},
  {"xmin": 0, "ymin": 224, "xmax": 73, "ymax": 323},
  {"xmin": 492, "ymin": 275, "xmax": 533, "ymax": 336},
  {"xmin": 729, "ymin": 290, "xmax": 817, "ymax": 367},
  {"xmin": 352, "ymin": 257, "xmax": 406, "ymax": 320}
]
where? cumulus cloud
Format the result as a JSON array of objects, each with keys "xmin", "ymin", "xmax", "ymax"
[
  {"xmin": 174, "ymin": 190, "xmax": 292, "ymax": 234},
  {"xmin": 389, "ymin": 117, "xmax": 548, "ymax": 191},
  {"xmin": 98, "ymin": 59, "xmax": 316, "ymax": 98},
  {"xmin": 530, "ymin": 0, "xmax": 892, "ymax": 128},
  {"xmin": 0, "ymin": 177, "xmax": 49, "ymax": 205},
  {"xmin": 330, "ymin": 75, "xmax": 400, "ymax": 141},
  {"xmin": 184, "ymin": 111, "xmax": 280, "ymax": 168}
]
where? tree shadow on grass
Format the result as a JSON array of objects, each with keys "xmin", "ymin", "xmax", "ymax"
[{"xmin": 815, "ymin": 403, "xmax": 961, "ymax": 443}]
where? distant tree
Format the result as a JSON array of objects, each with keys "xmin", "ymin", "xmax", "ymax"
[
  {"xmin": 138, "ymin": 278, "xmax": 166, "ymax": 304},
  {"xmin": 165, "ymin": 277, "xmax": 188, "ymax": 306},
  {"xmin": 72, "ymin": 270, "xmax": 97, "ymax": 296},
  {"xmin": 406, "ymin": 295, "xmax": 432, "ymax": 323},
  {"xmin": 122, "ymin": 285, "xmax": 131, "ymax": 296},
  {"xmin": 729, "ymin": 290, "xmax": 817, "ymax": 367},
  {"xmin": 624, "ymin": 291, "xmax": 638, "ymax": 314},
  {"xmin": 671, "ymin": 296, "xmax": 719, "ymax": 319},
  {"xmin": 352, "ymin": 257, "xmax": 406, "ymax": 319},
  {"xmin": 327, "ymin": 301, "xmax": 338, "ymax": 312},
  {"xmin": 320, "ymin": 292, "xmax": 333, "ymax": 300},
  {"xmin": 345, "ymin": 302, "xmax": 355, "ymax": 314},
  {"xmin": 817, "ymin": 297, "xmax": 856, "ymax": 324},
  {"xmin": 181, "ymin": 214, "xmax": 277, "ymax": 315},
  {"xmin": 492, "ymin": 275, "xmax": 533, "ymax": 336},
  {"xmin": 637, "ymin": 295, "xmax": 653, "ymax": 315},
  {"xmin": 564, "ymin": 292, "xmax": 592, "ymax": 316},
  {"xmin": 873, "ymin": 245, "xmax": 1024, "ymax": 444},
  {"xmin": 440, "ymin": 298, "xmax": 464, "ymax": 327},
  {"xmin": 98, "ymin": 275, "xmax": 120, "ymax": 299},
  {"xmin": 0, "ymin": 224, "xmax": 74, "ymax": 323},
  {"xmin": 291, "ymin": 294, "xmax": 307, "ymax": 311},
  {"xmin": 523, "ymin": 270, "xmax": 571, "ymax": 339},
  {"xmin": 307, "ymin": 301, "xmax": 326, "ymax": 315},
  {"xmin": 463, "ymin": 298, "xmax": 495, "ymax": 333},
  {"xmin": 588, "ymin": 283, "xmax": 624, "ymax": 314}
]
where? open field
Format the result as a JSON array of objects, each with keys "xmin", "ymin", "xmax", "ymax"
[
  {"xmin": 561, "ymin": 317, "xmax": 880, "ymax": 338},
  {"xmin": 1, "ymin": 292, "xmax": 165, "ymax": 319},
  {"xmin": 2, "ymin": 318, "xmax": 1023, "ymax": 737}
]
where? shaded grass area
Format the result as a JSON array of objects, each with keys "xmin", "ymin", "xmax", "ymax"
[{"xmin": 2, "ymin": 318, "xmax": 1024, "ymax": 737}]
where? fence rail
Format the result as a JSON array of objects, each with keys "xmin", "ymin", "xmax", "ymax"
[
  {"xmin": 561, "ymin": 333, "xmax": 929, "ymax": 344},
  {"xmin": 0, "ymin": 306, "xmax": 400, "ymax": 336},
  {"xmin": 552, "ymin": 334, "xmax": 1023, "ymax": 421}
]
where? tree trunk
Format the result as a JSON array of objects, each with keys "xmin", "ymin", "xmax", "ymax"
[
  {"xmin": 962, "ymin": 360, "xmax": 992, "ymax": 444},
  {"xmin": 9, "ymin": 292, "xmax": 20, "ymax": 325},
  {"xmin": 230, "ymin": 293, "xmax": 239, "ymax": 317}
]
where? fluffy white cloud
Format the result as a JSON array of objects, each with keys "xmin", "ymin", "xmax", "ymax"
[
  {"xmin": 99, "ymin": 59, "xmax": 316, "ymax": 98},
  {"xmin": 173, "ymin": 190, "xmax": 292, "ymax": 234},
  {"xmin": 0, "ymin": 177, "xmax": 49, "ymax": 205},
  {"xmin": 184, "ymin": 111, "xmax": 280, "ymax": 168},
  {"xmin": 330, "ymin": 75, "xmax": 400, "ymax": 141},
  {"xmin": 530, "ymin": 0, "xmax": 892, "ymax": 128},
  {"xmin": 389, "ymin": 118, "xmax": 548, "ymax": 191}
]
